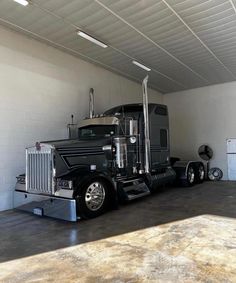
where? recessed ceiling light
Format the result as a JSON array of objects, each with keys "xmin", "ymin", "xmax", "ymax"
[
  {"xmin": 14, "ymin": 0, "xmax": 29, "ymax": 6},
  {"xmin": 132, "ymin": 60, "xmax": 151, "ymax": 72},
  {"xmin": 77, "ymin": 31, "xmax": 108, "ymax": 48}
]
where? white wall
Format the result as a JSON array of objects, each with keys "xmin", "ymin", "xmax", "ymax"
[
  {"xmin": 0, "ymin": 25, "xmax": 162, "ymax": 211},
  {"xmin": 164, "ymin": 82, "xmax": 236, "ymax": 180}
]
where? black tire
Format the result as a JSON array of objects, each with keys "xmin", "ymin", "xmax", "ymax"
[
  {"xmin": 182, "ymin": 165, "xmax": 196, "ymax": 187},
  {"xmin": 196, "ymin": 163, "xmax": 205, "ymax": 183},
  {"xmin": 76, "ymin": 178, "xmax": 109, "ymax": 219}
]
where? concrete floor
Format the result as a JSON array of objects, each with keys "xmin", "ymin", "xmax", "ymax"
[{"xmin": 0, "ymin": 181, "xmax": 236, "ymax": 282}]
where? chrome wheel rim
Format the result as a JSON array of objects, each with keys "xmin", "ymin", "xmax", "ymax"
[
  {"xmin": 85, "ymin": 182, "xmax": 105, "ymax": 211},
  {"xmin": 199, "ymin": 166, "xmax": 205, "ymax": 180},
  {"xmin": 188, "ymin": 167, "xmax": 195, "ymax": 183}
]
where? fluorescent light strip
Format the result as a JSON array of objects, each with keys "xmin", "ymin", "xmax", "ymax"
[
  {"xmin": 14, "ymin": 0, "xmax": 29, "ymax": 6},
  {"xmin": 132, "ymin": 60, "xmax": 151, "ymax": 72},
  {"xmin": 77, "ymin": 31, "xmax": 108, "ymax": 48}
]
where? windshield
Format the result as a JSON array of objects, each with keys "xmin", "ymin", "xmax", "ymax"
[{"xmin": 79, "ymin": 125, "xmax": 116, "ymax": 140}]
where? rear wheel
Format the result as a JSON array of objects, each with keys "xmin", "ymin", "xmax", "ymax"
[
  {"xmin": 76, "ymin": 178, "xmax": 109, "ymax": 219},
  {"xmin": 196, "ymin": 163, "xmax": 205, "ymax": 183},
  {"xmin": 182, "ymin": 165, "xmax": 195, "ymax": 187}
]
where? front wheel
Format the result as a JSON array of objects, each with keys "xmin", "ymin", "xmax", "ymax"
[{"xmin": 76, "ymin": 179, "xmax": 109, "ymax": 219}]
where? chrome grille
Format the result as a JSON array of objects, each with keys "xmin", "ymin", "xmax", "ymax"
[{"xmin": 26, "ymin": 144, "xmax": 54, "ymax": 195}]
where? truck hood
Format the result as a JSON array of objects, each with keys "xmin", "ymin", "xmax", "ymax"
[{"xmin": 40, "ymin": 138, "xmax": 112, "ymax": 177}]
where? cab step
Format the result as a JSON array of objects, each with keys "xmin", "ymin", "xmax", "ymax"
[{"xmin": 117, "ymin": 178, "xmax": 151, "ymax": 201}]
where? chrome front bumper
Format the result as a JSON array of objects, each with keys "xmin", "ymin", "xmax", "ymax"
[{"xmin": 14, "ymin": 191, "xmax": 77, "ymax": 222}]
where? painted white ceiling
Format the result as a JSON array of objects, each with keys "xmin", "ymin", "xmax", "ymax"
[{"xmin": 0, "ymin": 0, "xmax": 236, "ymax": 93}]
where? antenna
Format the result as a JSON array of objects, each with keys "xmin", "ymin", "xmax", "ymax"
[{"xmin": 67, "ymin": 114, "xmax": 77, "ymax": 139}]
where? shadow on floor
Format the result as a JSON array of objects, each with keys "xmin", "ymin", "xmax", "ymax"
[{"xmin": 0, "ymin": 181, "xmax": 236, "ymax": 263}]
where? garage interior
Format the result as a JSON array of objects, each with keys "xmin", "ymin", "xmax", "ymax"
[{"xmin": 1, "ymin": 0, "xmax": 236, "ymax": 282}]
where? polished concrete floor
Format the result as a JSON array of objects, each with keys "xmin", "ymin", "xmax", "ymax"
[{"xmin": 0, "ymin": 181, "xmax": 236, "ymax": 282}]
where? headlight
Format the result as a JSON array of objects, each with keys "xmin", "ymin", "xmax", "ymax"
[
  {"xmin": 16, "ymin": 175, "xmax": 25, "ymax": 184},
  {"xmin": 57, "ymin": 179, "xmax": 73, "ymax": 190}
]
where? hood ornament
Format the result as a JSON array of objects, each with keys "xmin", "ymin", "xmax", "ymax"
[{"xmin": 35, "ymin": 142, "xmax": 41, "ymax": 151}]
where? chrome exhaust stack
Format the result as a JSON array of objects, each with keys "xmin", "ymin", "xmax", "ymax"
[
  {"xmin": 142, "ymin": 75, "xmax": 151, "ymax": 174},
  {"xmin": 89, "ymin": 88, "xmax": 95, "ymax": 118}
]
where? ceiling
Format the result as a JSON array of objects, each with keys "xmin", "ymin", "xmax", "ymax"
[{"xmin": 0, "ymin": 0, "xmax": 236, "ymax": 93}]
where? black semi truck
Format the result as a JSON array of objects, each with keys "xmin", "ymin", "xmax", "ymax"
[{"xmin": 14, "ymin": 77, "xmax": 205, "ymax": 221}]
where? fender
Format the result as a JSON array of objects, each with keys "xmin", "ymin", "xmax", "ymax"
[{"xmin": 56, "ymin": 165, "xmax": 91, "ymax": 180}]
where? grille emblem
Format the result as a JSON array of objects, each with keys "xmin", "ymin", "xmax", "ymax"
[{"xmin": 35, "ymin": 142, "xmax": 41, "ymax": 151}]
